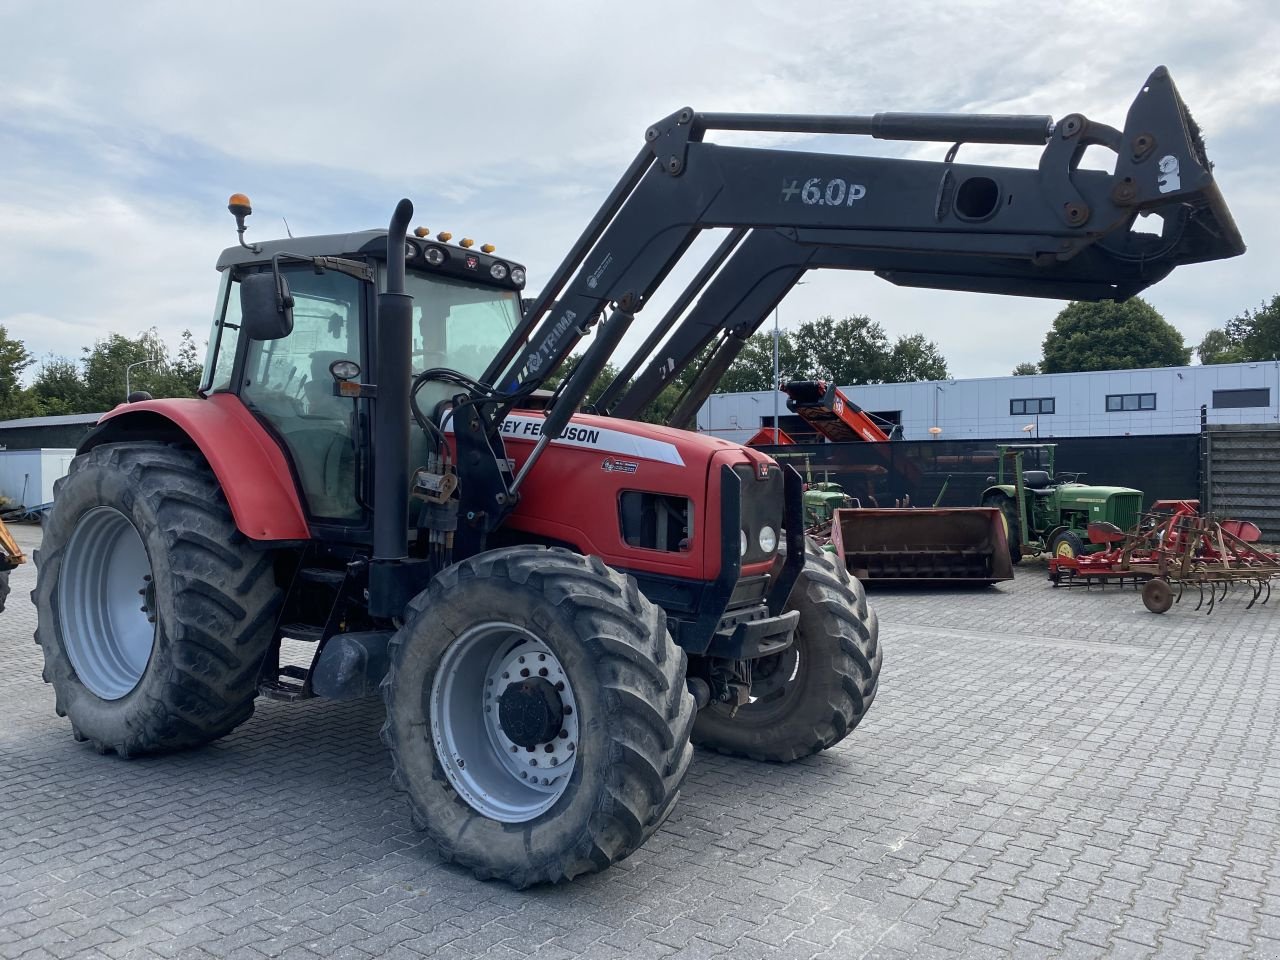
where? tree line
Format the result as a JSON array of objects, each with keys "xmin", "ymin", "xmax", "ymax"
[
  {"xmin": 0, "ymin": 326, "xmax": 203, "ymax": 421},
  {"xmin": 546, "ymin": 314, "xmax": 949, "ymax": 424},
  {"xmin": 1011, "ymin": 294, "xmax": 1280, "ymax": 375}
]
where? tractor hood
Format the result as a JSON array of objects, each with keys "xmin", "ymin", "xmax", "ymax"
[
  {"xmin": 498, "ymin": 409, "xmax": 773, "ymax": 474},
  {"xmin": 1056, "ymin": 483, "xmax": 1143, "ymax": 500}
]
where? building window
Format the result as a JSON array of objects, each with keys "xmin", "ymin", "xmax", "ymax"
[
  {"xmin": 1010, "ymin": 397, "xmax": 1055, "ymax": 415},
  {"xmin": 1212, "ymin": 388, "xmax": 1270, "ymax": 409},
  {"xmin": 1106, "ymin": 393, "xmax": 1157, "ymax": 412}
]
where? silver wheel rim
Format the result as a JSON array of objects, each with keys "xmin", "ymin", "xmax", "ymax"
[
  {"xmin": 430, "ymin": 623, "xmax": 579, "ymax": 823},
  {"xmin": 57, "ymin": 506, "xmax": 157, "ymax": 701}
]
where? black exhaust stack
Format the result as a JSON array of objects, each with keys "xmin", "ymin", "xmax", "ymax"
[{"xmin": 368, "ymin": 198, "xmax": 415, "ymax": 618}]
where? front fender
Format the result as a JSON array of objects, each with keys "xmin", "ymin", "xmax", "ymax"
[{"xmin": 81, "ymin": 394, "xmax": 309, "ymax": 542}]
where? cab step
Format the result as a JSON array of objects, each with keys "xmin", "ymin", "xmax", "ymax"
[
  {"xmin": 279, "ymin": 622, "xmax": 326, "ymax": 643},
  {"xmin": 258, "ymin": 665, "xmax": 314, "ymax": 702}
]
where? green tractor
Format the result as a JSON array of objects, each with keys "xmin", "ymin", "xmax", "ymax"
[
  {"xmin": 979, "ymin": 444, "xmax": 1143, "ymax": 564},
  {"xmin": 803, "ymin": 481, "xmax": 855, "ymax": 529}
]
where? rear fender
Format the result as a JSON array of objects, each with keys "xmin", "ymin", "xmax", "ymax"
[
  {"xmin": 980, "ymin": 484, "xmax": 1016, "ymax": 504},
  {"xmin": 80, "ymin": 395, "xmax": 310, "ymax": 542}
]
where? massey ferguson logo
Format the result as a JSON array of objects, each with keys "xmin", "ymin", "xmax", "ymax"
[
  {"xmin": 756, "ymin": 462, "xmax": 770, "ymax": 480},
  {"xmin": 601, "ymin": 458, "xmax": 638, "ymax": 474}
]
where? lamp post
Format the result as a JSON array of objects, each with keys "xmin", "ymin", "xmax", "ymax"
[
  {"xmin": 772, "ymin": 306, "xmax": 780, "ymax": 439},
  {"xmin": 771, "ymin": 282, "xmax": 804, "ymax": 442},
  {"xmin": 125, "ymin": 357, "xmax": 162, "ymax": 400}
]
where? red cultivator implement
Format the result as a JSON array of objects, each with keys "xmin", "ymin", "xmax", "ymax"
[{"xmin": 1048, "ymin": 500, "xmax": 1280, "ymax": 613}]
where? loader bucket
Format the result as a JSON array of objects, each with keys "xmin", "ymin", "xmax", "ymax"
[{"xmin": 831, "ymin": 507, "xmax": 1013, "ymax": 584}]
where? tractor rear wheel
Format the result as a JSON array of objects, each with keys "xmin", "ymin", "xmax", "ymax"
[
  {"xmin": 381, "ymin": 546, "xmax": 694, "ymax": 887},
  {"xmin": 983, "ymin": 493, "xmax": 1022, "ymax": 565},
  {"xmin": 692, "ymin": 539, "xmax": 881, "ymax": 763},
  {"xmin": 33, "ymin": 443, "xmax": 281, "ymax": 756}
]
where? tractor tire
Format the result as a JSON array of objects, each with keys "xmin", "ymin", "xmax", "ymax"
[
  {"xmin": 381, "ymin": 546, "xmax": 695, "ymax": 887},
  {"xmin": 33, "ymin": 443, "xmax": 281, "ymax": 757},
  {"xmin": 983, "ymin": 493, "xmax": 1022, "ymax": 565},
  {"xmin": 692, "ymin": 538, "xmax": 881, "ymax": 763},
  {"xmin": 0, "ymin": 569, "xmax": 9, "ymax": 613},
  {"xmin": 1050, "ymin": 529, "xmax": 1086, "ymax": 562}
]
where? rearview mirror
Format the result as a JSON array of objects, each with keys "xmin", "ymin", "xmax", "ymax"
[{"xmin": 240, "ymin": 272, "xmax": 294, "ymax": 341}]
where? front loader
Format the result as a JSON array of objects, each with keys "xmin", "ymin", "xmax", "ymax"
[{"xmin": 35, "ymin": 67, "xmax": 1241, "ymax": 885}]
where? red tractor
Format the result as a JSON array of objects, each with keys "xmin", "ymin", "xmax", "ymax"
[{"xmin": 34, "ymin": 67, "xmax": 1241, "ymax": 885}]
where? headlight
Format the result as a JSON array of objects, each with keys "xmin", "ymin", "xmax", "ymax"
[
  {"xmin": 328, "ymin": 359, "xmax": 361, "ymax": 382},
  {"xmin": 510, "ymin": 267, "xmax": 526, "ymax": 287},
  {"xmin": 405, "ymin": 242, "xmax": 417, "ymax": 260},
  {"xmin": 740, "ymin": 530, "xmax": 748, "ymax": 557},
  {"xmin": 490, "ymin": 262, "xmax": 508, "ymax": 280},
  {"xmin": 424, "ymin": 246, "xmax": 445, "ymax": 266},
  {"xmin": 758, "ymin": 526, "xmax": 778, "ymax": 553}
]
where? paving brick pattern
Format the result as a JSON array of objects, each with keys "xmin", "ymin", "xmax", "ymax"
[{"xmin": 2, "ymin": 522, "xmax": 1278, "ymax": 959}]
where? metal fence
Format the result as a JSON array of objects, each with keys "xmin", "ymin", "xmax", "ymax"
[
  {"xmin": 755, "ymin": 434, "xmax": 1201, "ymax": 510},
  {"xmin": 1203, "ymin": 424, "xmax": 1280, "ymax": 540}
]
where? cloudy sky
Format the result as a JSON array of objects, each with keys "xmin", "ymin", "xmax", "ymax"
[{"xmin": 1, "ymin": 1, "xmax": 1277, "ymax": 384}]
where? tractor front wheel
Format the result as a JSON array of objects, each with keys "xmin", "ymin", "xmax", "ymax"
[
  {"xmin": 692, "ymin": 539, "xmax": 881, "ymax": 763},
  {"xmin": 381, "ymin": 547, "xmax": 694, "ymax": 887},
  {"xmin": 33, "ymin": 443, "xmax": 281, "ymax": 757},
  {"xmin": 1050, "ymin": 529, "xmax": 1086, "ymax": 562}
]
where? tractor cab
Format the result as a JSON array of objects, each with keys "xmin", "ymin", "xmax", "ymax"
[{"xmin": 204, "ymin": 220, "xmax": 528, "ymax": 531}]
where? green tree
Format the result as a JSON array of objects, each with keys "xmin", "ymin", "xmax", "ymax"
[
  {"xmin": 30, "ymin": 357, "xmax": 89, "ymax": 415},
  {"xmin": 544, "ymin": 354, "xmax": 620, "ymax": 409},
  {"xmin": 716, "ymin": 331, "xmax": 803, "ymax": 393},
  {"xmin": 1196, "ymin": 328, "xmax": 1246, "ymax": 365},
  {"xmin": 790, "ymin": 315, "xmax": 891, "ymax": 384},
  {"xmin": 1012, "ymin": 361, "xmax": 1039, "ymax": 376},
  {"xmin": 79, "ymin": 328, "xmax": 204, "ymax": 411},
  {"xmin": 885, "ymin": 333, "xmax": 948, "ymax": 382},
  {"xmin": 1197, "ymin": 295, "xmax": 1280, "ymax": 364},
  {"xmin": 0, "ymin": 325, "xmax": 40, "ymax": 420},
  {"xmin": 1040, "ymin": 298, "xmax": 1190, "ymax": 373}
]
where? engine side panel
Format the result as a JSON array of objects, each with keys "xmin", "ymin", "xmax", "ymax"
[{"xmin": 497, "ymin": 412, "xmax": 777, "ymax": 583}]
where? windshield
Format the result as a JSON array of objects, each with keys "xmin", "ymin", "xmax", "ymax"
[{"xmin": 403, "ymin": 270, "xmax": 522, "ymax": 413}]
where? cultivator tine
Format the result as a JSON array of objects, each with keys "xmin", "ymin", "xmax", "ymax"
[
  {"xmin": 1194, "ymin": 583, "xmax": 1205, "ymax": 611},
  {"xmin": 1265, "ymin": 580, "xmax": 1272, "ymax": 605},
  {"xmin": 1176, "ymin": 581, "xmax": 1184, "ymax": 604},
  {"xmin": 1207, "ymin": 582, "xmax": 1216, "ymax": 614},
  {"xmin": 1247, "ymin": 580, "xmax": 1261, "ymax": 610}
]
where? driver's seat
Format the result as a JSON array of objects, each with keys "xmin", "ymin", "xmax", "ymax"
[{"xmin": 1022, "ymin": 470, "xmax": 1052, "ymax": 490}]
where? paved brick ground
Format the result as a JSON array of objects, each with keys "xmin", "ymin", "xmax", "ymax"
[{"xmin": 3, "ymin": 522, "xmax": 1279, "ymax": 959}]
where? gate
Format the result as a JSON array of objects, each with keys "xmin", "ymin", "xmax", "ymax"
[{"xmin": 1203, "ymin": 424, "xmax": 1280, "ymax": 540}]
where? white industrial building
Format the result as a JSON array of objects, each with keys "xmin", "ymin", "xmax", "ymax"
[{"xmin": 696, "ymin": 360, "xmax": 1280, "ymax": 443}]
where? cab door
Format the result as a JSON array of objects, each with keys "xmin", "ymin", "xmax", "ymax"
[{"xmin": 236, "ymin": 268, "xmax": 366, "ymax": 522}]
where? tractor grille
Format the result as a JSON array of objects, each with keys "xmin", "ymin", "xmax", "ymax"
[
  {"xmin": 1110, "ymin": 493, "xmax": 1143, "ymax": 533},
  {"xmin": 734, "ymin": 464, "xmax": 784, "ymax": 566}
]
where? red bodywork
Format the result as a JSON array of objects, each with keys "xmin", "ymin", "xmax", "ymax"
[
  {"xmin": 89, "ymin": 395, "xmax": 310, "ymax": 541},
  {"xmin": 86, "ymin": 398, "xmax": 777, "ymax": 582},
  {"xmin": 495, "ymin": 411, "xmax": 779, "ymax": 582}
]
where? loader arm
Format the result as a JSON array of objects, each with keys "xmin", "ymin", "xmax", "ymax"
[{"xmin": 484, "ymin": 66, "xmax": 1241, "ymax": 445}]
